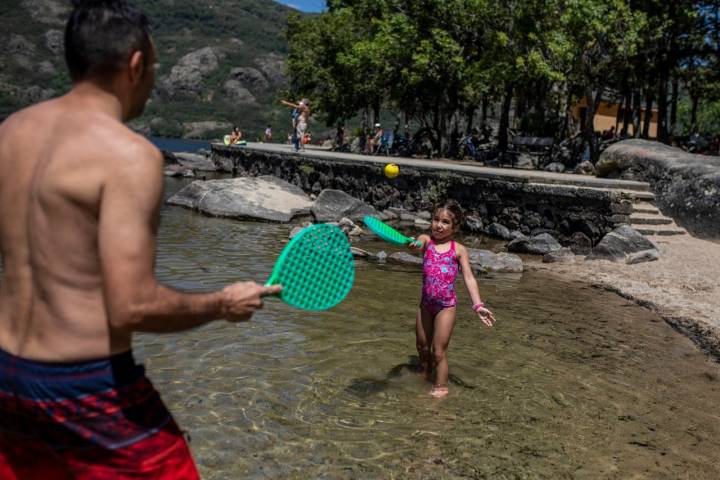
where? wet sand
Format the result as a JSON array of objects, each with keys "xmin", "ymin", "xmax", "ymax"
[{"xmin": 529, "ymin": 234, "xmax": 720, "ymax": 359}]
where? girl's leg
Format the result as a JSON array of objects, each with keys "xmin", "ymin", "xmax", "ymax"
[
  {"xmin": 415, "ymin": 305, "xmax": 434, "ymax": 380},
  {"xmin": 430, "ymin": 307, "xmax": 457, "ymax": 397}
]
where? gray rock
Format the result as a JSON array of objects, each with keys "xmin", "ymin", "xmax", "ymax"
[
  {"xmin": 369, "ymin": 250, "xmax": 388, "ymax": 263},
  {"xmin": 544, "ymin": 162, "xmax": 565, "ymax": 173},
  {"xmin": 167, "ymin": 175, "xmax": 313, "ymax": 222},
  {"xmin": 467, "ymin": 248, "xmax": 524, "ymax": 273},
  {"xmin": 388, "ymin": 252, "xmax": 423, "ymax": 267},
  {"xmin": 174, "ymin": 152, "xmax": 217, "ymax": 171},
  {"xmin": 507, "ymin": 233, "xmax": 562, "ymax": 255},
  {"xmin": 487, "ymin": 222, "xmax": 512, "ymax": 240},
  {"xmin": 43, "ymin": 29, "xmax": 63, "ymax": 55},
  {"xmin": 255, "ymin": 53, "xmax": 287, "ymax": 85},
  {"xmin": 380, "ymin": 209, "xmax": 398, "ymax": 220},
  {"xmin": 37, "ymin": 60, "xmax": 56, "ymax": 76},
  {"xmin": 573, "ymin": 160, "xmax": 597, "ymax": 175},
  {"xmin": 417, "ymin": 211, "xmax": 432, "ymax": 220},
  {"xmin": 163, "ymin": 165, "xmax": 191, "ymax": 177},
  {"xmin": 20, "ymin": 85, "xmax": 56, "ymax": 103},
  {"xmin": 586, "ymin": 225, "xmax": 657, "ymax": 262},
  {"xmin": 351, "ymin": 247, "xmax": 370, "ymax": 258},
  {"xmin": 464, "ymin": 215, "xmax": 484, "ymax": 233},
  {"xmin": 543, "ymin": 247, "xmax": 575, "ymax": 263},
  {"xmin": 160, "ymin": 47, "xmax": 219, "ymax": 97},
  {"xmin": 22, "ymin": 0, "xmax": 70, "ymax": 25},
  {"xmin": 8, "ymin": 34, "xmax": 35, "ymax": 55},
  {"xmin": 311, "ymin": 189, "xmax": 378, "ymax": 222},
  {"xmin": 229, "ymin": 67, "xmax": 270, "ymax": 91},
  {"xmin": 222, "ymin": 80, "xmax": 257, "ymax": 104},
  {"xmin": 414, "ymin": 218, "xmax": 431, "ymax": 229},
  {"xmin": 625, "ymin": 248, "xmax": 660, "ymax": 265},
  {"xmin": 569, "ymin": 231, "xmax": 592, "ymax": 255}
]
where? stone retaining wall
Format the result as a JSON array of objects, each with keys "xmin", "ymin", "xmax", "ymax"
[{"xmin": 212, "ymin": 145, "xmax": 636, "ymax": 245}]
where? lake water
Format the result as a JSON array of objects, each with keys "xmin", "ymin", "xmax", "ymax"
[
  {"xmin": 150, "ymin": 136, "xmax": 212, "ymax": 153},
  {"xmin": 128, "ymin": 177, "xmax": 720, "ymax": 479}
]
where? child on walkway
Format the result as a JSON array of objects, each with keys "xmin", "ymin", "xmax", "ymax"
[{"xmin": 410, "ymin": 200, "xmax": 496, "ymax": 398}]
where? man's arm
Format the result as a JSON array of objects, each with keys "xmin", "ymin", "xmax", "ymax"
[{"xmin": 98, "ymin": 140, "xmax": 278, "ymax": 333}]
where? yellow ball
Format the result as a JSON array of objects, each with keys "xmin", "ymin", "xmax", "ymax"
[{"xmin": 384, "ymin": 163, "xmax": 400, "ymax": 179}]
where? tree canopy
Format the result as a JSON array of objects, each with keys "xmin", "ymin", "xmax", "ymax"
[{"xmin": 286, "ymin": 0, "xmax": 720, "ymax": 158}]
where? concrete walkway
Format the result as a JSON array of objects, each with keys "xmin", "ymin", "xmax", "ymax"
[{"xmin": 217, "ymin": 142, "xmax": 651, "ymax": 193}]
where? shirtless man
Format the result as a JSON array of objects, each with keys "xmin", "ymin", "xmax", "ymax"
[
  {"xmin": 0, "ymin": 1, "xmax": 279, "ymax": 478},
  {"xmin": 281, "ymin": 98, "xmax": 310, "ymax": 152}
]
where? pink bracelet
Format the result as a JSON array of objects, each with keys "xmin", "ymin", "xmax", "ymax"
[{"xmin": 472, "ymin": 302, "xmax": 485, "ymax": 312}]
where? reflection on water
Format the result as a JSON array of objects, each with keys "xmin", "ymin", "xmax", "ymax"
[{"xmin": 137, "ymin": 178, "xmax": 719, "ymax": 478}]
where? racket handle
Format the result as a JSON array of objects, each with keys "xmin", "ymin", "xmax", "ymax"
[{"xmin": 263, "ymin": 278, "xmax": 282, "ymax": 295}]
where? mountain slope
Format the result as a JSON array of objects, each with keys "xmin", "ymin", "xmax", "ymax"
[{"xmin": 0, "ymin": 0, "xmax": 297, "ymax": 139}]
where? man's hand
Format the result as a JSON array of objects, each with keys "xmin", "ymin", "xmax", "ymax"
[{"xmin": 221, "ymin": 282, "xmax": 283, "ymax": 322}]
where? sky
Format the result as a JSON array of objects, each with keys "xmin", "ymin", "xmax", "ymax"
[{"xmin": 275, "ymin": 0, "xmax": 326, "ymax": 13}]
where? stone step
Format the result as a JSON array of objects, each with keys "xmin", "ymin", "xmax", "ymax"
[
  {"xmin": 636, "ymin": 226, "xmax": 687, "ymax": 236},
  {"xmin": 632, "ymin": 206, "xmax": 660, "ymax": 214},
  {"xmin": 628, "ymin": 215, "xmax": 674, "ymax": 226},
  {"xmin": 627, "ymin": 191, "xmax": 656, "ymax": 201}
]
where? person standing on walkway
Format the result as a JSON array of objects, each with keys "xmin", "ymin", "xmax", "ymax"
[
  {"xmin": 0, "ymin": 1, "xmax": 280, "ymax": 478},
  {"xmin": 281, "ymin": 98, "xmax": 310, "ymax": 152}
]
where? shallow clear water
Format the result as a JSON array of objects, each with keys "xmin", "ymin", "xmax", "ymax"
[{"xmin": 133, "ymin": 178, "xmax": 720, "ymax": 478}]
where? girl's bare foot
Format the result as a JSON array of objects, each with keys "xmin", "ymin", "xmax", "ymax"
[{"xmin": 430, "ymin": 386, "xmax": 449, "ymax": 398}]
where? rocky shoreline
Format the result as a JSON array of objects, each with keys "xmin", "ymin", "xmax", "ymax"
[{"xmin": 528, "ymin": 234, "xmax": 720, "ymax": 360}]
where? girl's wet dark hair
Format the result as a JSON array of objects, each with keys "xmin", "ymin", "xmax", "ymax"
[
  {"xmin": 65, "ymin": 0, "xmax": 152, "ymax": 82},
  {"xmin": 432, "ymin": 199, "xmax": 464, "ymax": 228}
]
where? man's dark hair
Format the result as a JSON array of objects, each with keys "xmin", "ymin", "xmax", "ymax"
[{"xmin": 65, "ymin": 0, "xmax": 152, "ymax": 82}]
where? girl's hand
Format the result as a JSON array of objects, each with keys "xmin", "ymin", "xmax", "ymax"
[
  {"xmin": 408, "ymin": 239, "xmax": 423, "ymax": 251},
  {"xmin": 475, "ymin": 307, "xmax": 496, "ymax": 327}
]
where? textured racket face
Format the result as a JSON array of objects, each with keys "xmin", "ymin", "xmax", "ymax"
[
  {"xmin": 265, "ymin": 224, "xmax": 355, "ymax": 311},
  {"xmin": 363, "ymin": 216, "xmax": 411, "ymax": 245}
]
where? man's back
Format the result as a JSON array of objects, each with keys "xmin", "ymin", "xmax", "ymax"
[{"xmin": 0, "ymin": 95, "xmax": 152, "ymax": 361}]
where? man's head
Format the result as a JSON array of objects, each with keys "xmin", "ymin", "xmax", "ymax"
[{"xmin": 65, "ymin": 0, "xmax": 155, "ymax": 120}]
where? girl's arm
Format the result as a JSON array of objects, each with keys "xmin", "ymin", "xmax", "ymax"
[
  {"xmin": 457, "ymin": 243, "xmax": 496, "ymax": 327},
  {"xmin": 281, "ymin": 99, "xmax": 299, "ymax": 109},
  {"xmin": 409, "ymin": 233, "xmax": 431, "ymax": 253}
]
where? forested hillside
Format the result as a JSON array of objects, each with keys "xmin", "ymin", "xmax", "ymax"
[{"xmin": 0, "ymin": 0, "xmax": 299, "ymax": 139}]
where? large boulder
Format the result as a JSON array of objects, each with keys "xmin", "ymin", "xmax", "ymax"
[
  {"xmin": 222, "ymin": 80, "xmax": 257, "ymax": 104},
  {"xmin": 507, "ymin": 233, "xmax": 562, "ymax": 255},
  {"xmin": 388, "ymin": 252, "xmax": 423, "ymax": 267},
  {"xmin": 311, "ymin": 190, "xmax": 378, "ymax": 222},
  {"xmin": 467, "ymin": 248, "xmax": 524, "ymax": 273},
  {"xmin": 174, "ymin": 152, "xmax": 217, "ymax": 172},
  {"xmin": 160, "ymin": 47, "xmax": 220, "ymax": 98},
  {"xmin": 167, "ymin": 175, "xmax": 313, "ymax": 222},
  {"xmin": 229, "ymin": 67, "xmax": 270, "ymax": 92},
  {"xmin": 22, "ymin": 0, "xmax": 70, "ymax": 26},
  {"xmin": 586, "ymin": 225, "xmax": 657, "ymax": 262},
  {"xmin": 255, "ymin": 53, "xmax": 287, "ymax": 85},
  {"xmin": 598, "ymin": 139, "xmax": 720, "ymax": 237}
]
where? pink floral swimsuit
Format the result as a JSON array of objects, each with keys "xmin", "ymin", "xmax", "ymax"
[{"xmin": 421, "ymin": 239, "xmax": 459, "ymax": 318}]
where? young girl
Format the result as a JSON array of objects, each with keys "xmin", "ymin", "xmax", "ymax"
[{"xmin": 410, "ymin": 200, "xmax": 496, "ymax": 398}]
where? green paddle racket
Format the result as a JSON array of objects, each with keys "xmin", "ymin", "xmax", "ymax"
[
  {"xmin": 363, "ymin": 215, "xmax": 422, "ymax": 247},
  {"xmin": 264, "ymin": 223, "xmax": 355, "ymax": 311}
]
